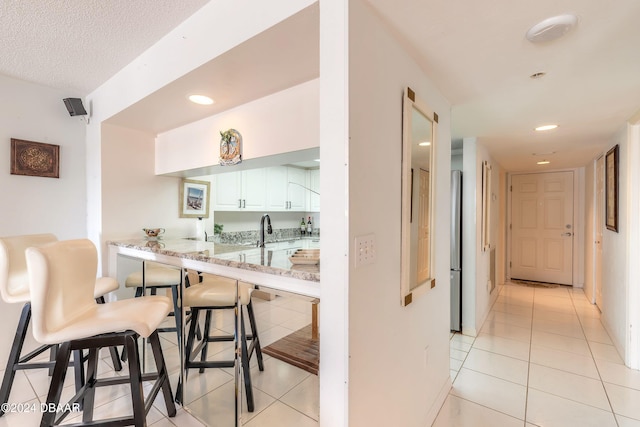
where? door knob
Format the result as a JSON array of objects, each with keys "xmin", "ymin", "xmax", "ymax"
[{"xmin": 561, "ymin": 232, "xmax": 573, "ymax": 237}]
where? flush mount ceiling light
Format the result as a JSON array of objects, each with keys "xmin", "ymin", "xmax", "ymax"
[
  {"xmin": 532, "ymin": 151, "xmax": 556, "ymax": 156},
  {"xmin": 535, "ymin": 124, "xmax": 558, "ymax": 131},
  {"xmin": 537, "ymin": 160, "xmax": 551, "ymax": 165},
  {"xmin": 418, "ymin": 141, "xmax": 431, "ymax": 146},
  {"xmin": 526, "ymin": 14, "xmax": 578, "ymax": 43},
  {"xmin": 530, "ymin": 72, "xmax": 546, "ymax": 79},
  {"xmin": 188, "ymin": 95, "xmax": 214, "ymax": 105}
]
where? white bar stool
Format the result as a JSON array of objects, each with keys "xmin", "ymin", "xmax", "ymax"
[
  {"xmin": 180, "ymin": 272, "xmax": 264, "ymax": 412},
  {"xmin": 0, "ymin": 234, "xmax": 121, "ymax": 416},
  {"xmin": 26, "ymin": 239, "xmax": 176, "ymax": 426}
]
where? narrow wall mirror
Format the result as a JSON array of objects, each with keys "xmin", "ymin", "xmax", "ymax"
[{"xmin": 401, "ymin": 87, "xmax": 437, "ymax": 306}]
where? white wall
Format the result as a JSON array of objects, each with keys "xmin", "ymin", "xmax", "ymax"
[
  {"xmin": 318, "ymin": 1, "xmax": 349, "ymax": 425},
  {"xmin": 626, "ymin": 123, "xmax": 640, "ymax": 368},
  {"xmin": 155, "ymin": 79, "xmax": 319, "ymax": 175},
  {"xmin": 601, "ymin": 128, "xmax": 628, "ymax": 357},
  {"xmin": 461, "ymin": 138, "xmax": 502, "ymax": 336},
  {"xmin": 475, "ymin": 142, "xmax": 502, "ymax": 329},
  {"xmin": 596, "ymin": 122, "xmax": 640, "ymax": 367},
  {"xmin": 0, "ymin": 74, "xmax": 87, "ymax": 366},
  {"xmin": 575, "ymin": 167, "xmax": 586, "ymax": 288},
  {"xmin": 461, "ymin": 138, "xmax": 477, "ymax": 335},
  {"xmin": 0, "ymin": 75, "xmax": 87, "ymax": 239},
  {"xmin": 497, "ymin": 166, "xmax": 508, "ymax": 289},
  {"xmin": 583, "ymin": 122, "xmax": 640, "ymax": 368},
  {"xmin": 584, "ymin": 160, "xmax": 596, "ymax": 303},
  {"xmin": 100, "ymin": 123, "xmax": 188, "ymax": 241},
  {"xmin": 347, "ymin": 1, "xmax": 452, "ymax": 425}
]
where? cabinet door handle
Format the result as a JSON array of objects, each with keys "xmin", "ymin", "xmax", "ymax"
[
  {"xmin": 242, "ymin": 199, "xmax": 246, "ymax": 208},
  {"xmin": 238, "ymin": 199, "xmax": 242, "ymax": 208}
]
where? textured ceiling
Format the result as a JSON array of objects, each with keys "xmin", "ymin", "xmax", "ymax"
[{"xmin": 0, "ymin": 0, "xmax": 208, "ymax": 95}]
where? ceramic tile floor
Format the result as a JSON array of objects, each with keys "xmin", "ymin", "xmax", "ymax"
[
  {"xmin": 435, "ymin": 281, "xmax": 640, "ymax": 427},
  {"xmin": 0, "ymin": 295, "xmax": 319, "ymax": 426}
]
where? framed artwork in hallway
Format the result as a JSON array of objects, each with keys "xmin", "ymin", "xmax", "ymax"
[{"xmin": 605, "ymin": 144, "xmax": 619, "ymax": 232}]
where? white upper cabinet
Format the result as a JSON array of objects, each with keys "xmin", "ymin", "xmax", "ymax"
[
  {"xmin": 309, "ymin": 168, "xmax": 320, "ymax": 212},
  {"xmin": 242, "ymin": 169, "xmax": 267, "ymax": 210},
  {"xmin": 213, "ymin": 171, "xmax": 242, "ymax": 210},
  {"xmin": 213, "ymin": 169, "xmax": 266, "ymax": 211},
  {"xmin": 287, "ymin": 167, "xmax": 307, "ymax": 210},
  {"xmin": 214, "ymin": 166, "xmax": 316, "ymax": 212},
  {"xmin": 266, "ymin": 166, "xmax": 307, "ymax": 211},
  {"xmin": 265, "ymin": 167, "xmax": 288, "ymax": 210}
]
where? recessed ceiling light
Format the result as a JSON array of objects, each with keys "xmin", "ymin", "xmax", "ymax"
[
  {"xmin": 418, "ymin": 141, "xmax": 431, "ymax": 146},
  {"xmin": 537, "ymin": 160, "xmax": 551, "ymax": 165},
  {"xmin": 526, "ymin": 14, "xmax": 578, "ymax": 43},
  {"xmin": 535, "ymin": 124, "xmax": 558, "ymax": 131},
  {"xmin": 188, "ymin": 95, "xmax": 214, "ymax": 105},
  {"xmin": 530, "ymin": 72, "xmax": 546, "ymax": 79}
]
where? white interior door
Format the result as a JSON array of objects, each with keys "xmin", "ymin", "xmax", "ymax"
[
  {"xmin": 511, "ymin": 171, "xmax": 574, "ymax": 285},
  {"xmin": 595, "ymin": 156, "xmax": 604, "ymax": 308}
]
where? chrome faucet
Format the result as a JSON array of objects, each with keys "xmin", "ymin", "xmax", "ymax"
[{"xmin": 258, "ymin": 214, "xmax": 272, "ymax": 248}]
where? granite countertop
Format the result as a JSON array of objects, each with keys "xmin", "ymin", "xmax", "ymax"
[{"xmin": 108, "ymin": 238, "xmax": 320, "ymax": 282}]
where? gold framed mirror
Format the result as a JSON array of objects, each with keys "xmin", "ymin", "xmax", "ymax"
[{"xmin": 401, "ymin": 87, "xmax": 437, "ymax": 306}]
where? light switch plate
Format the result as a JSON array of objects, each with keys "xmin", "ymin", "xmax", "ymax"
[{"xmin": 355, "ymin": 234, "xmax": 376, "ymax": 268}]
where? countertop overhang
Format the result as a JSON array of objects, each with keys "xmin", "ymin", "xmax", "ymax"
[{"xmin": 107, "ymin": 238, "xmax": 320, "ymax": 284}]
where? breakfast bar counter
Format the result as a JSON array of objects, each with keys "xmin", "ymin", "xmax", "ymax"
[{"xmin": 107, "ymin": 238, "xmax": 320, "ymax": 298}]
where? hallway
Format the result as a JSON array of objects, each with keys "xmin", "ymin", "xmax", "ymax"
[{"xmin": 434, "ymin": 282, "xmax": 640, "ymax": 426}]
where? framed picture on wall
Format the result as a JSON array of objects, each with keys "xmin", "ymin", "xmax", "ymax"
[
  {"xmin": 180, "ymin": 179, "xmax": 210, "ymax": 218},
  {"xmin": 10, "ymin": 138, "xmax": 60, "ymax": 178},
  {"xmin": 605, "ymin": 144, "xmax": 619, "ymax": 232}
]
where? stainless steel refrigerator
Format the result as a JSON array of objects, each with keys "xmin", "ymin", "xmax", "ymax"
[{"xmin": 450, "ymin": 170, "xmax": 463, "ymax": 331}]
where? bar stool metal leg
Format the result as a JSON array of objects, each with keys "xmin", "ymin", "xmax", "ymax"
[
  {"xmin": 81, "ymin": 349, "xmax": 99, "ymax": 423},
  {"xmin": 199, "ymin": 310, "xmax": 213, "ymax": 374},
  {"xmin": 41, "ymin": 341, "xmax": 72, "ymax": 427},
  {"xmin": 246, "ymin": 300, "xmax": 264, "ymax": 371},
  {"xmin": 125, "ymin": 334, "xmax": 146, "ymax": 426},
  {"xmin": 0, "ymin": 303, "xmax": 31, "ymax": 411},
  {"xmin": 239, "ymin": 307, "xmax": 255, "ymax": 412},
  {"xmin": 148, "ymin": 331, "xmax": 177, "ymax": 417}
]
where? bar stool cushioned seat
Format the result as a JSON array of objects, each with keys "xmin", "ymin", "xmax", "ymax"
[
  {"xmin": 26, "ymin": 239, "xmax": 176, "ymax": 426},
  {"xmin": 181, "ymin": 273, "xmax": 263, "ymax": 412},
  {"xmin": 0, "ymin": 234, "xmax": 121, "ymax": 416}
]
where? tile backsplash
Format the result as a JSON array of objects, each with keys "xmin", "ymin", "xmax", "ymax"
[{"xmin": 212, "ymin": 227, "xmax": 320, "ymax": 244}]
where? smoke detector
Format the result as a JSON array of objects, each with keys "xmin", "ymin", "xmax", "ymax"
[{"xmin": 526, "ymin": 14, "xmax": 578, "ymax": 43}]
